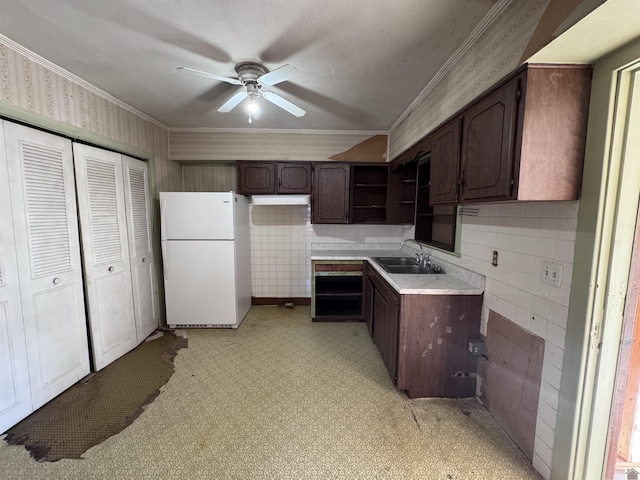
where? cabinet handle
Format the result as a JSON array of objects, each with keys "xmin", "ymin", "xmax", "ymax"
[
  {"xmin": 108, "ymin": 266, "xmax": 115, "ymax": 272},
  {"xmin": 52, "ymin": 277, "xmax": 61, "ymax": 285},
  {"xmin": 142, "ymin": 257, "xmax": 146, "ymax": 263}
]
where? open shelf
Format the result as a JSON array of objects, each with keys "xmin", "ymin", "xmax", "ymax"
[
  {"xmin": 313, "ymin": 272, "xmax": 363, "ymax": 320},
  {"xmin": 388, "ymin": 162, "xmax": 417, "ymax": 224},
  {"xmin": 351, "ymin": 164, "xmax": 389, "ymax": 224}
]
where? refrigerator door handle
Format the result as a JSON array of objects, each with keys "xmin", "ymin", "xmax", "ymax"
[
  {"xmin": 160, "ymin": 198, "xmax": 167, "ymax": 240},
  {"xmin": 161, "ymin": 242, "xmax": 170, "ymax": 279}
]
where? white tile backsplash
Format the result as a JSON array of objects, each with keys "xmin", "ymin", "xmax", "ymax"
[{"xmin": 249, "ymin": 206, "xmax": 411, "ymax": 298}]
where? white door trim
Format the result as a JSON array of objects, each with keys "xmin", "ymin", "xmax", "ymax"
[{"xmin": 575, "ymin": 61, "xmax": 640, "ymax": 479}]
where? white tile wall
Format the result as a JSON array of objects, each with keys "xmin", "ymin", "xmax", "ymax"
[
  {"xmin": 249, "ymin": 206, "xmax": 412, "ymax": 298},
  {"xmin": 413, "ymin": 201, "xmax": 579, "ymax": 474},
  {"xmin": 313, "ymin": 223, "xmax": 413, "ymax": 246},
  {"xmin": 249, "ymin": 205, "xmax": 313, "ymax": 298}
]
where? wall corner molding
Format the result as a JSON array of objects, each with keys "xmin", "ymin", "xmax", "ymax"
[
  {"xmin": 389, "ymin": 0, "xmax": 513, "ymax": 133},
  {"xmin": 0, "ymin": 34, "xmax": 169, "ymax": 131}
]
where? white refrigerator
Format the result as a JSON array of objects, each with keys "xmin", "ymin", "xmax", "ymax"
[{"xmin": 160, "ymin": 192, "xmax": 252, "ymax": 328}]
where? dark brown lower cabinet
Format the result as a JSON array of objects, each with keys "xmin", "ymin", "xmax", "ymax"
[{"xmin": 364, "ymin": 262, "xmax": 482, "ymax": 398}]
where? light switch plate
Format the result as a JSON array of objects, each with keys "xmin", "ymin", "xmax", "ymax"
[{"xmin": 541, "ymin": 261, "xmax": 563, "ymax": 287}]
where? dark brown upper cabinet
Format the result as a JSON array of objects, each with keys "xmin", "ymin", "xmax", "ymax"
[
  {"xmin": 459, "ymin": 64, "xmax": 591, "ymax": 203},
  {"xmin": 312, "ymin": 163, "xmax": 350, "ymax": 224},
  {"xmin": 277, "ymin": 163, "xmax": 311, "ymax": 194},
  {"xmin": 429, "ymin": 118, "xmax": 462, "ymax": 205},
  {"xmin": 238, "ymin": 161, "xmax": 311, "ymax": 195},
  {"xmin": 460, "ymin": 76, "xmax": 519, "ymax": 202},
  {"xmin": 238, "ymin": 162, "xmax": 276, "ymax": 194}
]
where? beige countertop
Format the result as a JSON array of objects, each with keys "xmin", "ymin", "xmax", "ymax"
[{"xmin": 311, "ymin": 250, "xmax": 484, "ymax": 296}]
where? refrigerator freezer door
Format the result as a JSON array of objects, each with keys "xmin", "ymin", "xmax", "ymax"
[
  {"xmin": 160, "ymin": 192, "xmax": 235, "ymax": 241},
  {"xmin": 163, "ymin": 240, "xmax": 238, "ymax": 326}
]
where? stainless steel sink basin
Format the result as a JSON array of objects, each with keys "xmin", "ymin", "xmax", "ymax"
[
  {"xmin": 373, "ymin": 257, "xmax": 444, "ymax": 274},
  {"xmin": 373, "ymin": 256, "xmax": 419, "ymax": 266}
]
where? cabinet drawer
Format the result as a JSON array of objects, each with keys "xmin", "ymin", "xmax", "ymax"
[{"xmin": 314, "ymin": 262, "xmax": 363, "ymax": 273}]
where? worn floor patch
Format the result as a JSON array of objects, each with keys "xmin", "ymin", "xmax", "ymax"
[{"xmin": 4, "ymin": 330, "xmax": 187, "ymax": 462}]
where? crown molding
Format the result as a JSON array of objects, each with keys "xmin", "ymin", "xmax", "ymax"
[
  {"xmin": 169, "ymin": 127, "xmax": 388, "ymax": 136},
  {"xmin": 390, "ymin": 0, "xmax": 513, "ymax": 133},
  {"xmin": 0, "ymin": 33, "xmax": 169, "ymax": 131}
]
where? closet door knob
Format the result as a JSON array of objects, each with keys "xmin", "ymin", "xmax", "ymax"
[
  {"xmin": 142, "ymin": 257, "xmax": 146, "ymax": 263},
  {"xmin": 108, "ymin": 266, "xmax": 115, "ymax": 272},
  {"xmin": 52, "ymin": 277, "xmax": 61, "ymax": 285}
]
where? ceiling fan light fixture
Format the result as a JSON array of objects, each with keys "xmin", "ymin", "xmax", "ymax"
[
  {"xmin": 179, "ymin": 62, "xmax": 305, "ymax": 118},
  {"xmin": 248, "ymin": 97, "xmax": 259, "ymax": 114}
]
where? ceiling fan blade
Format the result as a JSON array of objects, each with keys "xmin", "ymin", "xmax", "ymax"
[
  {"xmin": 218, "ymin": 90, "xmax": 248, "ymax": 112},
  {"xmin": 262, "ymin": 92, "xmax": 306, "ymax": 117},
  {"xmin": 177, "ymin": 67, "xmax": 242, "ymax": 85},
  {"xmin": 259, "ymin": 64, "xmax": 300, "ymax": 86}
]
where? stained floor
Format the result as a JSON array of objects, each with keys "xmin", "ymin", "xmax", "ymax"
[
  {"xmin": 0, "ymin": 306, "xmax": 542, "ymax": 479},
  {"xmin": 4, "ymin": 330, "xmax": 187, "ymax": 462}
]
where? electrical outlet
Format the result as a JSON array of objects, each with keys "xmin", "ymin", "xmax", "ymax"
[{"xmin": 541, "ymin": 261, "xmax": 563, "ymax": 287}]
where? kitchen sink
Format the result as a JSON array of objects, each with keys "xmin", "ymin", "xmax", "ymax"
[
  {"xmin": 373, "ymin": 257, "xmax": 419, "ymax": 266},
  {"xmin": 373, "ymin": 257, "xmax": 444, "ymax": 275}
]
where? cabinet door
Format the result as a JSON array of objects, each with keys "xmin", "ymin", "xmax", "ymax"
[
  {"xmin": 312, "ymin": 163, "xmax": 350, "ymax": 224},
  {"xmin": 277, "ymin": 163, "xmax": 311, "ymax": 193},
  {"xmin": 0, "ymin": 122, "xmax": 32, "ymax": 432},
  {"xmin": 4, "ymin": 122, "xmax": 90, "ymax": 410},
  {"xmin": 73, "ymin": 144, "xmax": 137, "ymax": 371},
  {"xmin": 122, "ymin": 155, "xmax": 157, "ymax": 343},
  {"xmin": 238, "ymin": 162, "xmax": 276, "ymax": 194},
  {"xmin": 386, "ymin": 291, "xmax": 399, "ymax": 383},
  {"xmin": 430, "ymin": 118, "xmax": 461, "ymax": 205},
  {"xmin": 461, "ymin": 78, "xmax": 519, "ymax": 201},
  {"xmin": 363, "ymin": 269, "xmax": 374, "ymax": 338},
  {"xmin": 373, "ymin": 288, "xmax": 389, "ymax": 363}
]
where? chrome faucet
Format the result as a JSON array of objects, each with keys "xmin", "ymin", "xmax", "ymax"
[
  {"xmin": 400, "ymin": 238, "xmax": 424, "ymax": 263},
  {"xmin": 424, "ymin": 252, "xmax": 431, "ymax": 269},
  {"xmin": 400, "ymin": 238, "xmax": 423, "ymax": 252},
  {"xmin": 400, "ymin": 239, "xmax": 433, "ymax": 269}
]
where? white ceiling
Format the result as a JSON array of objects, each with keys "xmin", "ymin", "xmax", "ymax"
[{"xmin": 0, "ymin": 0, "xmax": 498, "ymax": 131}]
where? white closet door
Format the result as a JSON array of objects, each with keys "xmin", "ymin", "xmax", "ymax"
[
  {"xmin": 0, "ymin": 121, "xmax": 32, "ymax": 432},
  {"xmin": 122, "ymin": 155, "xmax": 157, "ymax": 343},
  {"xmin": 73, "ymin": 144, "xmax": 136, "ymax": 371},
  {"xmin": 4, "ymin": 122, "xmax": 90, "ymax": 410}
]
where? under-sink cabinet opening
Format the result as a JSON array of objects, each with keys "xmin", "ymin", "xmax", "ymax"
[{"xmin": 311, "ymin": 260, "xmax": 364, "ymax": 321}]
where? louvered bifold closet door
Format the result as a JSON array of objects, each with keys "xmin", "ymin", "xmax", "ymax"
[
  {"xmin": 0, "ymin": 121, "xmax": 32, "ymax": 432},
  {"xmin": 122, "ymin": 155, "xmax": 157, "ymax": 343},
  {"xmin": 73, "ymin": 144, "xmax": 136, "ymax": 371},
  {"xmin": 3, "ymin": 122, "xmax": 90, "ymax": 411}
]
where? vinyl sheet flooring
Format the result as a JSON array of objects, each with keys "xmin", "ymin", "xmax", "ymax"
[{"xmin": 0, "ymin": 306, "xmax": 542, "ymax": 479}]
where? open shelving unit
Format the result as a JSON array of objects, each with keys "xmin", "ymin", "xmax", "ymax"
[
  {"xmin": 388, "ymin": 162, "xmax": 417, "ymax": 224},
  {"xmin": 312, "ymin": 260, "xmax": 364, "ymax": 321},
  {"xmin": 350, "ymin": 164, "xmax": 388, "ymax": 224}
]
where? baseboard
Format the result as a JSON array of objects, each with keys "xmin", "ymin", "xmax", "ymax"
[{"xmin": 251, "ymin": 297, "xmax": 311, "ymax": 306}]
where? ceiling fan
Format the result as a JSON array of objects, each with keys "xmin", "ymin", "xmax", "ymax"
[{"xmin": 178, "ymin": 62, "xmax": 306, "ymax": 121}]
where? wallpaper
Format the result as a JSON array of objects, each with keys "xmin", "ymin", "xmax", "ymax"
[
  {"xmin": 169, "ymin": 129, "xmax": 381, "ymax": 162},
  {"xmin": 181, "ymin": 164, "xmax": 237, "ymax": 192},
  {"xmin": 0, "ymin": 36, "xmax": 179, "ymax": 194}
]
